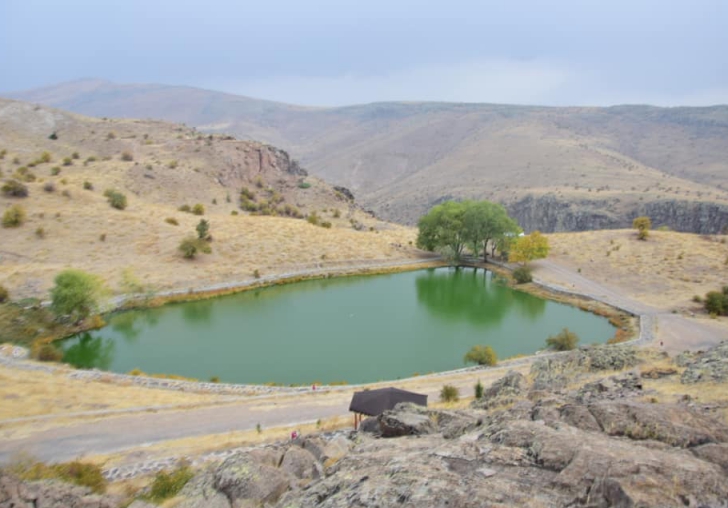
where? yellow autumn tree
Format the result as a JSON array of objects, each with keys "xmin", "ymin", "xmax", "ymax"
[{"xmin": 508, "ymin": 231, "xmax": 550, "ymax": 265}]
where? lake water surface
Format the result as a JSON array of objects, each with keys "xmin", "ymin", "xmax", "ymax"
[{"xmin": 60, "ymin": 268, "xmax": 615, "ymax": 384}]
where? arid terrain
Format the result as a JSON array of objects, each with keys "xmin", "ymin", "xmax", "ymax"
[
  {"xmin": 10, "ymin": 79, "xmax": 728, "ymax": 229},
  {"xmin": 0, "ymin": 98, "xmax": 419, "ymax": 304}
]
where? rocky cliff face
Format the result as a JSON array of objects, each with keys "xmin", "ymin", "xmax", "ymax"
[{"xmin": 509, "ymin": 195, "xmax": 728, "ymax": 233}]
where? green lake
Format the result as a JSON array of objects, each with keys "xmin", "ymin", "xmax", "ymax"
[{"xmin": 60, "ymin": 268, "xmax": 616, "ymax": 385}]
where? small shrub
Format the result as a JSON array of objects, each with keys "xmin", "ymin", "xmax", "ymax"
[
  {"xmin": 38, "ymin": 151, "xmax": 52, "ymax": 163},
  {"xmin": 165, "ymin": 217, "xmax": 179, "ymax": 225},
  {"xmin": 307, "ymin": 211, "xmax": 320, "ymax": 226},
  {"xmin": 61, "ymin": 189, "xmax": 71, "ymax": 198},
  {"xmin": 0, "ymin": 285, "xmax": 8, "ymax": 303},
  {"xmin": 99, "ymin": 233, "xmax": 106, "ymax": 242},
  {"xmin": 106, "ymin": 132, "xmax": 116, "ymax": 140},
  {"xmin": 545, "ymin": 328, "xmax": 579, "ymax": 351},
  {"xmin": 254, "ymin": 175, "xmax": 264, "ymax": 188},
  {"xmin": 474, "ymin": 380, "xmax": 484, "ymax": 400},
  {"xmin": 106, "ymin": 191, "xmax": 127, "ymax": 210},
  {"xmin": 440, "ymin": 384, "xmax": 459, "ymax": 403},
  {"xmin": 692, "ymin": 295, "xmax": 703, "ymax": 303},
  {"xmin": 84, "ymin": 156, "xmax": 96, "ymax": 166},
  {"xmin": 36, "ymin": 343, "xmax": 63, "ymax": 362},
  {"xmin": 253, "ymin": 269, "xmax": 261, "ymax": 279},
  {"xmin": 60, "ymin": 178, "xmax": 68, "ymax": 185},
  {"xmin": 2, "ymin": 180, "xmax": 28, "ymax": 198},
  {"xmin": 62, "ymin": 157, "xmax": 73, "ymax": 166},
  {"xmin": 142, "ymin": 463, "xmax": 193, "ymax": 504},
  {"xmin": 0, "ymin": 149, "xmax": 6, "ymax": 159},
  {"xmin": 48, "ymin": 131, "xmax": 58, "ymax": 140},
  {"xmin": 191, "ymin": 203, "xmax": 205, "ymax": 215},
  {"xmin": 210, "ymin": 376, "xmax": 220, "ymax": 383},
  {"xmin": 512, "ymin": 266, "xmax": 533, "ymax": 284},
  {"xmin": 196, "ymin": 219, "xmax": 210, "ymax": 239},
  {"xmin": 71, "ymin": 151, "xmax": 80, "ymax": 160},
  {"xmin": 43, "ymin": 181, "xmax": 56, "ymax": 193},
  {"xmin": 2, "ymin": 204, "xmax": 26, "ymax": 227},
  {"xmin": 332, "ymin": 208, "xmax": 341, "ymax": 218},
  {"xmin": 464, "ymin": 345, "xmax": 498, "ymax": 366},
  {"xmin": 240, "ymin": 187, "xmax": 256, "ymax": 200},
  {"xmin": 178, "ymin": 204, "xmax": 191, "ymax": 213},
  {"xmin": 35, "ymin": 227, "xmax": 46, "ymax": 238},
  {"xmin": 704, "ymin": 290, "xmax": 728, "ymax": 316},
  {"xmin": 231, "ymin": 210, "xmax": 238, "ymax": 215},
  {"xmin": 179, "ymin": 237, "xmax": 198, "ymax": 259},
  {"xmin": 83, "ymin": 180, "xmax": 93, "ymax": 190},
  {"xmin": 50, "ymin": 166, "xmax": 61, "ymax": 176},
  {"xmin": 320, "ymin": 221, "xmax": 332, "ymax": 228},
  {"xmin": 633, "ymin": 216, "xmax": 651, "ymax": 240},
  {"xmin": 298, "ymin": 181, "xmax": 311, "ymax": 189},
  {"xmin": 167, "ymin": 159, "xmax": 178, "ymax": 169},
  {"xmin": 120, "ymin": 150, "xmax": 133, "ymax": 161}
]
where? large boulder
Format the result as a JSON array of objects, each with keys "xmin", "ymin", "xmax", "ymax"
[
  {"xmin": 280, "ymin": 446, "xmax": 321, "ymax": 481},
  {"xmin": 378, "ymin": 404, "xmax": 436, "ymax": 437},
  {"xmin": 471, "ymin": 370, "xmax": 527, "ymax": 409}
]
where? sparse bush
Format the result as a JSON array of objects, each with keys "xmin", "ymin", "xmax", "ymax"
[
  {"xmin": 99, "ymin": 233, "xmax": 106, "ymax": 242},
  {"xmin": 440, "ymin": 384, "xmax": 459, "ymax": 403},
  {"xmin": 196, "ymin": 219, "xmax": 210, "ymax": 239},
  {"xmin": 0, "ymin": 285, "xmax": 8, "ymax": 303},
  {"xmin": 43, "ymin": 181, "xmax": 56, "ymax": 193},
  {"xmin": 179, "ymin": 237, "xmax": 211, "ymax": 259},
  {"xmin": 165, "ymin": 217, "xmax": 179, "ymax": 225},
  {"xmin": 61, "ymin": 189, "xmax": 71, "ymax": 198},
  {"xmin": 35, "ymin": 343, "xmax": 64, "ymax": 362},
  {"xmin": 38, "ymin": 151, "xmax": 52, "ymax": 163},
  {"xmin": 298, "ymin": 181, "xmax": 311, "ymax": 189},
  {"xmin": 320, "ymin": 221, "xmax": 332, "ymax": 228},
  {"xmin": 0, "ymin": 149, "xmax": 7, "ymax": 159},
  {"xmin": 50, "ymin": 166, "xmax": 61, "ymax": 176},
  {"xmin": 84, "ymin": 156, "xmax": 97, "ymax": 166},
  {"xmin": 210, "ymin": 376, "xmax": 220, "ymax": 383},
  {"xmin": 178, "ymin": 204, "xmax": 191, "ymax": 213},
  {"xmin": 71, "ymin": 151, "xmax": 80, "ymax": 160},
  {"xmin": 83, "ymin": 180, "xmax": 93, "ymax": 190},
  {"xmin": 253, "ymin": 269, "xmax": 261, "ymax": 279},
  {"xmin": 254, "ymin": 175, "xmax": 264, "ymax": 188},
  {"xmin": 120, "ymin": 150, "xmax": 133, "ymax": 161},
  {"xmin": 62, "ymin": 157, "xmax": 73, "ymax": 166},
  {"xmin": 512, "ymin": 266, "xmax": 533, "ymax": 284},
  {"xmin": 633, "ymin": 216, "xmax": 652, "ymax": 240},
  {"xmin": 35, "ymin": 227, "xmax": 46, "ymax": 238},
  {"xmin": 692, "ymin": 295, "xmax": 703, "ymax": 303},
  {"xmin": 167, "ymin": 159, "xmax": 178, "ymax": 169},
  {"xmin": 464, "ymin": 345, "xmax": 497, "ymax": 366},
  {"xmin": 704, "ymin": 289, "xmax": 728, "ymax": 316},
  {"xmin": 2, "ymin": 204, "xmax": 26, "ymax": 227},
  {"xmin": 48, "ymin": 131, "xmax": 58, "ymax": 140},
  {"xmin": 106, "ymin": 132, "xmax": 116, "ymax": 140},
  {"xmin": 141, "ymin": 463, "xmax": 193, "ymax": 504},
  {"xmin": 240, "ymin": 187, "xmax": 255, "ymax": 200},
  {"xmin": 474, "ymin": 380, "xmax": 484, "ymax": 400},
  {"xmin": 106, "ymin": 190, "xmax": 127, "ymax": 210},
  {"xmin": 307, "ymin": 211, "xmax": 320, "ymax": 226},
  {"xmin": 332, "ymin": 208, "xmax": 341, "ymax": 218},
  {"xmin": 191, "ymin": 203, "xmax": 205, "ymax": 215},
  {"xmin": 13, "ymin": 167, "xmax": 36, "ymax": 182},
  {"xmin": 545, "ymin": 328, "xmax": 579, "ymax": 351},
  {"xmin": 231, "ymin": 210, "xmax": 238, "ymax": 215}
]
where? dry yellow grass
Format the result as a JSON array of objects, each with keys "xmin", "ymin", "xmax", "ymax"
[
  {"xmin": 546, "ymin": 229, "xmax": 728, "ymax": 309},
  {"xmin": 0, "ymin": 364, "xmax": 229, "ymax": 421}
]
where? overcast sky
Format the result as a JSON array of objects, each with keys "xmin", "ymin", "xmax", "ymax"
[{"xmin": 1, "ymin": 0, "xmax": 726, "ymax": 106}]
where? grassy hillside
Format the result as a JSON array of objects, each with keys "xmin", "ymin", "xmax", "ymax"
[
  {"xmin": 0, "ymin": 99, "xmax": 418, "ymax": 303},
  {"xmin": 10, "ymin": 79, "xmax": 728, "ymax": 226}
]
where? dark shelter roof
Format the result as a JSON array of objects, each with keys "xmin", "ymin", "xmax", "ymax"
[{"xmin": 349, "ymin": 387, "xmax": 428, "ymax": 417}]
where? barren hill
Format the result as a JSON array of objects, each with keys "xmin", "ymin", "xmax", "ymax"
[
  {"xmin": 0, "ymin": 98, "xmax": 417, "ymax": 301},
  {"xmin": 9, "ymin": 79, "xmax": 728, "ymax": 232}
]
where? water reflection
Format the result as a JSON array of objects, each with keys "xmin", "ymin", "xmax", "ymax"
[
  {"xmin": 181, "ymin": 300, "xmax": 213, "ymax": 325},
  {"xmin": 415, "ymin": 268, "xmax": 512, "ymax": 327},
  {"xmin": 62, "ymin": 332, "xmax": 115, "ymax": 370}
]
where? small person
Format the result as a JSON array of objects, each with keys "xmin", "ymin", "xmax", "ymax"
[{"xmin": 291, "ymin": 430, "xmax": 298, "ymax": 440}]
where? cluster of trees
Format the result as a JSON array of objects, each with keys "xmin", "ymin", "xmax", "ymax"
[{"xmin": 417, "ymin": 200, "xmax": 521, "ymax": 261}]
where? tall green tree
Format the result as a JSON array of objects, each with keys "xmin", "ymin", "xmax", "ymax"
[
  {"xmin": 416, "ymin": 201, "xmax": 468, "ymax": 259},
  {"xmin": 50, "ymin": 269, "xmax": 105, "ymax": 321},
  {"xmin": 462, "ymin": 201, "xmax": 520, "ymax": 261},
  {"xmin": 417, "ymin": 200, "xmax": 520, "ymax": 261}
]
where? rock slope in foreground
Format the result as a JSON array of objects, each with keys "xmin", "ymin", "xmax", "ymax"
[{"xmin": 3, "ymin": 343, "xmax": 728, "ymax": 507}]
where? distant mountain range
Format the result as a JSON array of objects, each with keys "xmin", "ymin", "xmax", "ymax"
[{"xmin": 9, "ymin": 79, "xmax": 728, "ymax": 232}]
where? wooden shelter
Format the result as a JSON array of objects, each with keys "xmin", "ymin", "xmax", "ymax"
[{"xmin": 349, "ymin": 387, "xmax": 427, "ymax": 429}]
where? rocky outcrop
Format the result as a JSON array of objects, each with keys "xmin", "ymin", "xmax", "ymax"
[
  {"xmin": 508, "ymin": 195, "xmax": 728, "ymax": 233},
  {"xmin": 0, "ymin": 473, "xmax": 119, "ymax": 508},
  {"xmin": 681, "ymin": 340, "xmax": 728, "ymax": 384}
]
